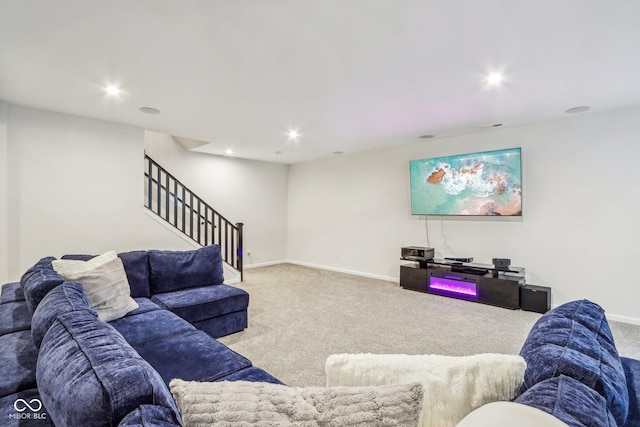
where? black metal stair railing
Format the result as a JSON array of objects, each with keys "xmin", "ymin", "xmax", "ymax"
[{"xmin": 144, "ymin": 153, "xmax": 243, "ymax": 280}]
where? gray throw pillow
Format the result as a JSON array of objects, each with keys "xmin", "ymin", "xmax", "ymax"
[{"xmin": 52, "ymin": 251, "xmax": 138, "ymax": 321}]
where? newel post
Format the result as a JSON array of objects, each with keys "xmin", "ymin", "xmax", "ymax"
[{"xmin": 236, "ymin": 223, "xmax": 244, "ymax": 281}]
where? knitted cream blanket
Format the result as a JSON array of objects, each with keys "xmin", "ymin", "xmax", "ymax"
[{"xmin": 170, "ymin": 379, "xmax": 423, "ymax": 427}]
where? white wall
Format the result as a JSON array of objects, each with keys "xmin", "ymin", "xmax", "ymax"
[
  {"xmin": 5, "ymin": 103, "xmax": 639, "ymax": 323},
  {"xmin": 4, "ymin": 105, "xmax": 195, "ymax": 280},
  {"xmin": 1, "ymin": 105, "xmax": 288, "ymax": 283},
  {"xmin": 287, "ymin": 107, "xmax": 640, "ymax": 323},
  {"xmin": 144, "ymin": 132, "xmax": 289, "ymax": 267},
  {"xmin": 0, "ymin": 101, "xmax": 8, "ymax": 284}
]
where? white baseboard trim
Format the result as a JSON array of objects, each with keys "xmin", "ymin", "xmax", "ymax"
[
  {"xmin": 243, "ymin": 258, "xmax": 397, "ymax": 282},
  {"xmin": 286, "ymin": 260, "xmax": 398, "ymax": 283},
  {"xmin": 544, "ymin": 305, "xmax": 640, "ymax": 326},
  {"xmin": 244, "ymin": 260, "xmax": 289, "ymax": 269},
  {"xmin": 606, "ymin": 313, "xmax": 640, "ymax": 326}
]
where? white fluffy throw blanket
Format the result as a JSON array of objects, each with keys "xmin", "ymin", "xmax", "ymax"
[
  {"xmin": 325, "ymin": 353, "xmax": 526, "ymax": 427},
  {"xmin": 170, "ymin": 379, "xmax": 423, "ymax": 427}
]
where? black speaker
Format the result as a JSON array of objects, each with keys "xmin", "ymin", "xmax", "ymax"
[
  {"xmin": 520, "ymin": 284, "xmax": 551, "ymax": 314},
  {"xmin": 492, "ymin": 258, "xmax": 511, "ymax": 270}
]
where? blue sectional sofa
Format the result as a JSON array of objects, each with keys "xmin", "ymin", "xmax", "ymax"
[
  {"xmin": 2, "ymin": 245, "xmax": 639, "ymax": 427},
  {"xmin": 0, "ymin": 245, "xmax": 281, "ymax": 426}
]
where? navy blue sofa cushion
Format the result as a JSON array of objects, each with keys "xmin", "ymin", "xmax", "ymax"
[
  {"xmin": 0, "ymin": 301, "xmax": 31, "ymax": 336},
  {"xmin": 515, "ymin": 375, "xmax": 617, "ymax": 427},
  {"xmin": 1, "ymin": 282, "xmax": 25, "ymax": 304},
  {"xmin": 36, "ymin": 311, "xmax": 180, "ymax": 427},
  {"xmin": 118, "ymin": 251, "xmax": 151, "ymax": 298},
  {"xmin": 622, "ymin": 357, "xmax": 640, "ymax": 427},
  {"xmin": 0, "ymin": 330, "xmax": 38, "ymax": 398},
  {"xmin": 126, "ymin": 297, "xmax": 162, "ymax": 316},
  {"xmin": 31, "ymin": 281, "xmax": 96, "ymax": 348},
  {"xmin": 110, "ymin": 309, "xmax": 196, "ymax": 347},
  {"xmin": 133, "ymin": 329, "xmax": 252, "ymax": 386},
  {"xmin": 222, "ymin": 366, "xmax": 285, "ymax": 385},
  {"xmin": 192, "ymin": 310, "xmax": 248, "ymax": 338},
  {"xmin": 63, "ymin": 251, "xmax": 152, "ymax": 298},
  {"xmin": 518, "ymin": 299, "xmax": 629, "ymax": 426},
  {"xmin": 151, "ymin": 284, "xmax": 249, "ymax": 324},
  {"xmin": 20, "ymin": 258, "xmax": 64, "ymax": 314},
  {"xmin": 148, "ymin": 245, "xmax": 224, "ymax": 294}
]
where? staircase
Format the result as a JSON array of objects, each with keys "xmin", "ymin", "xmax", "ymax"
[{"xmin": 144, "ymin": 153, "xmax": 244, "ymax": 280}]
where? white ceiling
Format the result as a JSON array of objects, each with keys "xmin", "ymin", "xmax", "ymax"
[{"xmin": 1, "ymin": 1, "xmax": 639, "ymax": 164}]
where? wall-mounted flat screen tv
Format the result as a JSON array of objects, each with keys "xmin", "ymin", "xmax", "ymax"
[{"xmin": 410, "ymin": 147, "xmax": 522, "ymax": 216}]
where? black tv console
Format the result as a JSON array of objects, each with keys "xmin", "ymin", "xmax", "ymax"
[{"xmin": 400, "ymin": 258, "xmax": 525, "ymax": 309}]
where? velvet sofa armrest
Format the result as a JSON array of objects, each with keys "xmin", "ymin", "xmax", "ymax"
[{"xmin": 517, "ymin": 299, "xmax": 629, "ymax": 426}]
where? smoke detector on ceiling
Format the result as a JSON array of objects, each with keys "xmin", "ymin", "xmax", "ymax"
[
  {"xmin": 139, "ymin": 107, "xmax": 160, "ymax": 114},
  {"xmin": 565, "ymin": 106, "xmax": 590, "ymax": 114}
]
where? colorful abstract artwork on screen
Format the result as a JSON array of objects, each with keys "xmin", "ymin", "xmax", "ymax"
[{"xmin": 410, "ymin": 148, "xmax": 522, "ymax": 216}]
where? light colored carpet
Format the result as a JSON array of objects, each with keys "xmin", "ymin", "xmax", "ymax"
[{"xmin": 219, "ymin": 263, "xmax": 640, "ymax": 387}]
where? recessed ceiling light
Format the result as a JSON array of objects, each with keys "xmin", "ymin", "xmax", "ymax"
[
  {"xmin": 104, "ymin": 85, "xmax": 122, "ymax": 97},
  {"xmin": 225, "ymin": 148, "xmax": 233, "ymax": 156},
  {"xmin": 287, "ymin": 128, "xmax": 300, "ymax": 141},
  {"xmin": 565, "ymin": 106, "xmax": 590, "ymax": 114},
  {"xmin": 485, "ymin": 72, "xmax": 504, "ymax": 86},
  {"xmin": 139, "ymin": 107, "xmax": 160, "ymax": 115}
]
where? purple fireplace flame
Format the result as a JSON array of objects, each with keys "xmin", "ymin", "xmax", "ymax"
[{"xmin": 429, "ymin": 276, "xmax": 478, "ymax": 298}]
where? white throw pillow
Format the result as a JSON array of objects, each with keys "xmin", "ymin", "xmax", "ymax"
[
  {"xmin": 170, "ymin": 379, "xmax": 424, "ymax": 427},
  {"xmin": 52, "ymin": 251, "xmax": 138, "ymax": 322},
  {"xmin": 52, "ymin": 250, "xmax": 118, "ymax": 275},
  {"xmin": 325, "ymin": 353, "xmax": 526, "ymax": 427}
]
